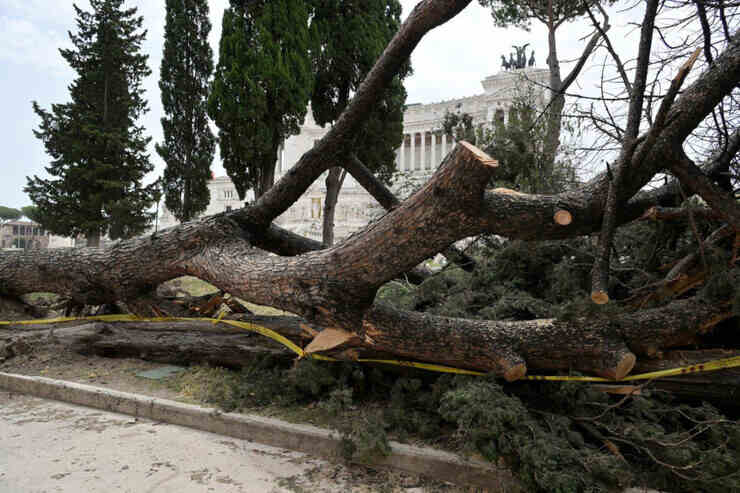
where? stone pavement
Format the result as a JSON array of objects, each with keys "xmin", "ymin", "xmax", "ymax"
[{"xmin": 0, "ymin": 391, "xmax": 353, "ymax": 493}]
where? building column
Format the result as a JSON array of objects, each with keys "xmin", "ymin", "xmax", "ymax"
[
  {"xmin": 409, "ymin": 131, "xmax": 416, "ymax": 172},
  {"xmin": 430, "ymin": 131, "xmax": 437, "ymax": 170},
  {"xmin": 400, "ymin": 134, "xmax": 406, "ymax": 170},
  {"xmin": 420, "ymin": 130, "xmax": 426, "ymax": 171},
  {"xmin": 442, "ymin": 132, "xmax": 448, "ymax": 158}
]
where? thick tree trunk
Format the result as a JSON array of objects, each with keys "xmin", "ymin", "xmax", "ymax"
[
  {"xmin": 0, "ymin": 311, "xmax": 318, "ymax": 364},
  {"xmin": 0, "ymin": 319, "xmax": 299, "ymax": 368},
  {"xmin": 1, "ymin": 6, "xmax": 738, "ymax": 383},
  {"xmin": 1, "ymin": 140, "xmax": 738, "ymax": 380}
]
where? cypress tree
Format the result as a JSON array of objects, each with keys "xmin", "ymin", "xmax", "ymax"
[
  {"xmin": 309, "ymin": 0, "xmax": 409, "ymax": 245},
  {"xmin": 156, "ymin": 0, "xmax": 215, "ymax": 223},
  {"xmin": 208, "ymin": 0, "xmax": 313, "ymax": 201},
  {"xmin": 26, "ymin": 0, "xmax": 156, "ymax": 246}
]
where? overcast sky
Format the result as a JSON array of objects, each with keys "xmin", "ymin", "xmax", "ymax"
[{"xmin": 0, "ymin": 0, "xmax": 643, "ymax": 209}]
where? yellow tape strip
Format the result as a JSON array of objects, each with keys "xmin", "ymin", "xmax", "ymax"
[
  {"xmin": 357, "ymin": 359, "xmax": 486, "ymax": 376},
  {"xmin": 3, "ymin": 315, "xmax": 740, "ymax": 382}
]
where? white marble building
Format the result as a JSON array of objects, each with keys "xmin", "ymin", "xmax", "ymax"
[{"xmin": 159, "ymin": 68, "xmax": 549, "ymax": 241}]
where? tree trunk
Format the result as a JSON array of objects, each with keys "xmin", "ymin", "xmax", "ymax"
[
  {"xmin": 322, "ymin": 167, "xmax": 346, "ymax": 247},
  {"xmin": 86, "ymin": 230, "xmax": 101, "ymax": 248},
  {"xmin": 543, "ymin": 24, "xmax": 563, "ymax": 174},
  {"xmin": 1, "ymin": 4, "xmax": 739, "ymax": 383},
  {"xmin": 0, "ymin": 319, "xmax": 300, "ymax": 368},
  {"xmin": 1, "ymin": 138, "xmax": 739, "ymax": 380}
]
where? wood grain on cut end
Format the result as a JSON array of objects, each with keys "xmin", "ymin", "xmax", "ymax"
[
  {"xmin": 503, "ymin": 362, "xmax": 528, "ymax": 382},
  {"xmin": 500, "ymin": 353, "xmax": 527, "ymax": 382},
  {"xmin": 614, "ymin": 352, "xmax": 636, "ymax": 380},
  {"xmin": 594, "ymin": 351, "xmax": 636, "ymax": 380},
  {"xmin": 458, "ymin": 141, "xmax": 499, "ymax": 167},
  {"xmin": 553, "ymin": 209, "xmax": 572, "ymax": 226},
  {"xmin": 591, "ymin": 291, "xmax": 610, "ymax": 305}
]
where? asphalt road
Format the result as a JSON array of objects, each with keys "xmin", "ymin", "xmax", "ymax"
[{"xmin": 0, "ymin": 391, "xmax": 349, "ymax": 493}]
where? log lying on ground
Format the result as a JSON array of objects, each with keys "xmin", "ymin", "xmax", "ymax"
[
  {"xmin": 0, "ymin": 316, "xmax": 313, "ymax": 368},
  {"xmin": 633, "ymin": 349, "xmax": 740, "ymax": 407},
  {"xmin": 0, "ymin": 142, "xmax": 738, "ymax": 381},
  {"xmin": 1, "ymin": 30, "xmax": 739, "ymax": 381}
]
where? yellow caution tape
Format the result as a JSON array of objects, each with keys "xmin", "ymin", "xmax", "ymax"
[
  {"xmin": 356, "ymin": 359, "xmax": 485, "ymax": 376},
  {"xmin": 521, "ymin": 355, "xmax": 740, "ymax": 382},
  {"xmin": 3, "ymin": 315, "xmax": 740, "ymax": 382}
]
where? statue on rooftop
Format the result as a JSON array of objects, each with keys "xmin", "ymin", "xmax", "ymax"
[
  {"xmin": 513, "ymin": 43, "xmax": 530, "ymax": 69},
  {"xmin": 501, "ymin": 54, "xmax": 511, "ymax": 71}
]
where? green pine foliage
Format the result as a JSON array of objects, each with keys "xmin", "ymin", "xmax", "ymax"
[
  {"xmin": 0, "ymin": 207, "xmax": 22, "ymax": 223},
  {"xmin": 26, "ymin": 0, "xmax": 157, "ymax": 244},
  {"xmin": 478, "ymin": 0, "xmax": 617, "ymax": 30},
  {"xmin": 488, "ymin": 94, "xmax": 577, "ymax": 193},
  {"xmin": 208, "ymin": 0, "xmax": 313, "ymax": 200},
  {"xmin": 442, "ymin": 89, "xmax": 578, "ymax": 194},
  {"xmin": 309, "ymin": 0, "xmax": 409, "ymax": 184},
  {"xmin": 156, "ymin": 0, "xmax": 215, "ymax": 223},
  {"xmin": 19, "ymin": 206, "xmax": 41, "ymax": 223},
  {"xmin": 177, "ymin": 358, "xmax": 740, "ymax": 492}
]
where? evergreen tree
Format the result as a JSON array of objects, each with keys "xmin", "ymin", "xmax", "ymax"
[
  {"xmin": 20, "ymin": 206, "xmax": 41, "ymax": 223},
  {"xmin": 208, "ymin": 0, "xmax": 313, "ymax": 200},
  {"xmin": 0, "ymin": 207, "xmax": 22, "ymax": 223},
  {"xmin": 156, "ymin": 0, "xmax": 215, "ymax": 223},
  {"xmin": 26, "ymin": 0, "xmax": 156, "ymax": 246},
  {"xmin": 309, "ymin": 0, "xmax": 409, "ymax": 245}
]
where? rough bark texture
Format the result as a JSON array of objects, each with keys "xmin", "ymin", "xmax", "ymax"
[
  {"xmin": 1, "ymin": 5, "xmax": 739, "ymax": 381},
  {"xmin": 0, "ymin": 317, "xmax": 310, "ymax": 368},
  {"xmin": 1, "ymin": 138, "xmax": 738, "ymax": 379},
  {"xmin": 322, "ymin": 167, "xmax": 346, "ymax": 247}
]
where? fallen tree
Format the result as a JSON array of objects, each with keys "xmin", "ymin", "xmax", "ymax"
[{"xmin": 2, "ymin": 0, "xmax": 739, "ymax": 383}]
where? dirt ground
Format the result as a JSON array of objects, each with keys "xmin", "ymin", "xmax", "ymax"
[{"xmin": 0, "ymin": 342, "xmax": 477, "ymax": 493}]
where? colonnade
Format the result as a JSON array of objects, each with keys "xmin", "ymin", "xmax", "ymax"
[{"xmin": 396, "ymin": 130, "xmax": 453, "ymax": 172}]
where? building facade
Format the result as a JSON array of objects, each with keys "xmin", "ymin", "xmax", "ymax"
[
  {"xmin": 0, "ymin": 220, "xmax": 50, "ymax": 250},
  {"xmin": 159, "ymin": 68, "xmax": 549, "ymax": 241}
]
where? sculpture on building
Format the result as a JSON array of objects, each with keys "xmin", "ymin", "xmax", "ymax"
[
  {"xmin": 500, "ymin": 54, "xmax": 510, "ymax": 71},
  {"xmin": 502, "ymin": 44, "xmax": 535, "ymax": 71},
  {"xmin": 514, "ymin": 43, "xmax": 529, "ymax": 69}
]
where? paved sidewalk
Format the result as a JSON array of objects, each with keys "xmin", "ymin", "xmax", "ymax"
[{"xmin": 0, "ymin": 391, "xmax": 351, "ymax": 493}]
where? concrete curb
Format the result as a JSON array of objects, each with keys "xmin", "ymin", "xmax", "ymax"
[{"xmin": 0, "ymin": 372, "xmax": 520, "ymax": 490}]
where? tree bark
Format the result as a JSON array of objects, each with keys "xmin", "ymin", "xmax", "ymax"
[
  {"xmin": 322, "ymin": 167, "xmax": 346, "ymax": 247},
  {"xmin": 1, "ymin": 7, "xmax": 739, "ymax": 382},
  {"xmin": 0, "ymin": 319, "xmax": 299, "ymax": 368},
  {"xmin": 1, "ymin": 138, "xmax": 739, "ymax": 380}
]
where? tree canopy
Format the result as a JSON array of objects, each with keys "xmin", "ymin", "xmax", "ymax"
[
  {"xmin": 310, "ymin": 0, "xmax": 408, "ymax": 183},
  {"xmin": 156, "ymin": 0, "xmax": 216, "ymax": 223},
  {"xmin": 208, "ymin": 0, "xmax": 313, "ymax": 200},
  {"xmin": 309, "ymin": 0, "xmax": 409, "ymax": 244},
  {"xmin": 25, "ymin": 0, "xmax": 157, "ymax": 246},
  {"xmin": 0, "ymin": 207, "xmax": 21, "ymax": 223},
  {"xmin": 478, "ymin": 0, "xmax": 616, "ymax": 30}
]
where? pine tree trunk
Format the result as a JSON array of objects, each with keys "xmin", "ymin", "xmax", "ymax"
[
  {"xmin": 3, "ymin": 4, "xmax": 739, "ymax": 384},
  {"xmin": 86, "ymin": 231, "xmax": 101, "ymax": 248},
  {"xmin": 322, "ymin": 167, "xmax": 346, "ymax": 247}
]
